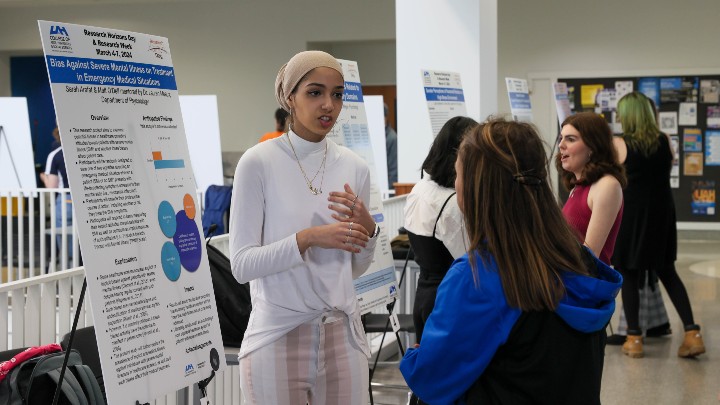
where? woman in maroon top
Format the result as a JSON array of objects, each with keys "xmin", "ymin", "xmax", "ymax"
[{"xmin": 556, "ymin": 112, "xmax": 626, "ymax": 265}]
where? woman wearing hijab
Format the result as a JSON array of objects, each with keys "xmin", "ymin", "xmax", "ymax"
[{"xmin": 229, "ymin": 51, "xmax": 381, "ymax": 405}]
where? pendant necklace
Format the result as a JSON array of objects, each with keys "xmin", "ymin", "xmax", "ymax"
[{"xmin": 287, "ymin": 132, "xmax": 328, "ymax": 195}]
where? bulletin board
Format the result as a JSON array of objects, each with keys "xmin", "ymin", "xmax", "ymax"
[{"xmin": 559, "ymin": 74, "xmax": 720, "ymax": 226}]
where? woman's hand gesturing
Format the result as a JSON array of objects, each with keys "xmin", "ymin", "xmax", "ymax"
[{"xmin": 328, "ymin": 184, "xmax": 375, "ymax": 235}]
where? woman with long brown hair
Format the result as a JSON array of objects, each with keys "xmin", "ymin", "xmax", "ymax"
[
  {"xmin": 557, "ymin": 112, "xmax": 625, "ymax": 265},
  {"xmin": 400, "ymin": 117, "xmax": 621, "ymax": 405}
]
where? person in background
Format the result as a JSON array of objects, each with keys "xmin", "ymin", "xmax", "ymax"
[
  {"xmin": 404, "ymin": 116, "xmax": 477, "ymax": 342},
  {"xmin": 40, "ymin": 127, "xmax": 74, "ymax": 270},
  {"xmin": 230, "ymin": 51, "xmax": 380, "ymax": 405},
  {"xmin": 608, "ymin": 95, "xmax": 672, "ymax": 345},
  {"xmin": 400, "ymin": 117, "xmax": 621, "ymax": 405},
  {"xmin": 613, "ymin": 91, "xmax": 705, "ymax": 358},
  {"xmin": 258, "ymin": 107, "xmax": 290, "ymax": 143},
  {"xmin": 384, "ymin": 103, "xmax": 398, "ymax": 188},
  {"xmin": 557, "ymin": 112, "xmax": 625, "ymax": 266}
]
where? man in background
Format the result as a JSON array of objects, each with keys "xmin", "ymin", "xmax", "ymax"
[
  {"xmin": 40, "ymin": 127, "xmax": 75, "ymax": 269},
  {"xmin": 385, "ymin": 103, "xmax": 397, "ymax": 188}
]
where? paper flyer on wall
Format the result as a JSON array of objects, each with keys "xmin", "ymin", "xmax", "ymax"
[
  {"xmin": 579, "ymin": 84, "xmax": 602, "ymax": 109},
  {"xmin": 705, "ymin": 130, "xmax": 720, "ymax": 166},
  {"xmin": 552, "ymin": 82, "xmax": 572, "ymax": 125},
  {"xmin": 684, "ymin": 152, "xmax": 703, "ymax": 176},
  {"xmin": 679, "ymin": 102, "xmax": 698, "ymax": 126},
  {"xmin": 638, "ymin": 77, "xmax": 659, "ymax": 107},
  {"xmin": 326, "ymin": 59, "xmax": 398, "ymax": 314},
  {"xmin": 707, "ymin": 106, "xmax": 720, "ymax": 129},
  {"xmin": 670, "ymin": 135, "xmax": 680, "ymax": 188},
  {"xmin": 700, "ymin": 79, "xmax": 720, "ymax": 103},
  {"xmin": 615, "ymin": 80, "xmax": 633, "ymax": 100},
  {"xmin": 505, "ymin": 77, "xmax": 533, "ymax": 122},
  {"xmin": 691, "ymin": 180, "xmax": 715, "ymax": 216},
  {"xmin": 660, "ymin": 77, "xmax": 698, "ymax": 103},
  {"xmin": 38, "ymin": 21, "xmax": 225, "ymax": 404},
  {"xmin": 421, "ymin": 69, "xmax": 467, "ymax": 136},
  {"xmin": 659, "ymin": 111, "xmax": 678, "ymax": 135},
  {"xmin": 683, "ymin": 128, "xmax": 702, "ymax": 152},
  {"xmin": 596, "ymin": 88, "xmax": 617, "ymax": 111}
]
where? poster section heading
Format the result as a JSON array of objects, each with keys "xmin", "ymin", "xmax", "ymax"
[
  {"xmin": 343, "ymin": 81, "xmax": 363, "ymax": 103},
  {"xmin": 424, "ymin": 87, "xmax": 465, "ymax": 102},
  {"xmin": 47, "ymin": 55, "xmax": 177, "ymax": 90}
]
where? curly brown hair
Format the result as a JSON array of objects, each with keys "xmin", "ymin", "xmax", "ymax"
[{"xmin": 556, "ymin": 112, "xmax": 627, "ymax": 191}]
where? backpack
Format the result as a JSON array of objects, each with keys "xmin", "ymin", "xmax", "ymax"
[
  {"xmin": 202, "ymin": 185, "xmax": 233, "ymax": 237},
  {"xmin": 206, "ymin": 240, "xmax": 252, "ymax": 348},
  {"xmin": 0, "ymin": 350, "xmax": 105, "ymax": 405}
]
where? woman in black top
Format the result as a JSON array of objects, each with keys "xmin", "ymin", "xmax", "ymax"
[{"xmin": 613, "ymin": 91, "xmax": 705, "ymax": 358}]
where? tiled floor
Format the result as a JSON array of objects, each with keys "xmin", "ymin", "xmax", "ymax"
[{"xmin": 370, "ymin": 239, "xmax": 720, "ymax": 404}]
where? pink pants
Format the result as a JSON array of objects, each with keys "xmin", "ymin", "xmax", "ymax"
[{"xmin": 239, "ymin": 311, "xmax": 369, "ymax": 405}]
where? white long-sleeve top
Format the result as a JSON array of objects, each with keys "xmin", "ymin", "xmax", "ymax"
[
  {"xmin": 229, "ymin": 130, "xmax": 377, "ymax": 358},
  {"xmin": 404, "ymin": 176, "xmax": 467, "ymax": 259}
]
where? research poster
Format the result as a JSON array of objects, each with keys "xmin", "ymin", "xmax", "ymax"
[
  {"xmin": 705, "ymin": 130, "xmax": 720, "ymax": 166},
  {"xmin": 327, "ymin": 59, "xmax": 398, "ymax": 314},
  {"xmin": 691, "ymin": 180, "xmax": 716, "ymax": 216},
  {"xmin": 421, "ymin": 70, "xmax": 467, "ymax": 136},
  {"xmin": 552, "ymin": 82, "xmax": 572, "ymax": 125},
  {"xmin": 38, "ymin": 21, "xmax": 225, "ymax": 404},
  {"xmin": 506, "ymin": 77, "xmax": 533, "ymax": 123}
]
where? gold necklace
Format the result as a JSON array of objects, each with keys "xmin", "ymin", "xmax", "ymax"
[{"xmin": 286, "ymin": 132, "xmax": 328, "ymax": 195}]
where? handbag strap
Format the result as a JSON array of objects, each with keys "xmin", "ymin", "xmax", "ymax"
[{"xmin": 432, "ymin": 192, "xmax": 457, "ymax": 238}]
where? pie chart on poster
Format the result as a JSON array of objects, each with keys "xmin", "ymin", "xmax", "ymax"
[
  {"xmin": 173, "ymin": 210, "xmax": 202, "ymax": 272},
  {"xmin": 161, "ymin": 241, "xmax": 181, "ymax": 281}
]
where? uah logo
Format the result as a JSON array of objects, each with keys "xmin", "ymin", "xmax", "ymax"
[
  {"xmin": 50, "ymin": 26, "xmax": 69, "ymax": 37},
  {"xmin": 389, "ymin": 285, "xmax": 397, "ymax": 295},
  {"xmin": 185, "ymin": 363, "xmax": 195, "ymax": 375}
]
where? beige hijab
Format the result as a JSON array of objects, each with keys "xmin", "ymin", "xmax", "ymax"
[{"xmin": 274, "ymin": 51, "xmax": 343, "ymax": 112}]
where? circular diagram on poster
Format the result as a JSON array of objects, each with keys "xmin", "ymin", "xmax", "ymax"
[
  {"xmin": 183, "ymin": 194, "xmax": 196, "ymax": 220},
  {"xmin": 173, "ymin": 210, "xmax": 202, "ymax": 272},
  {"xmin": 158, "ymin": 201, "xmax": 177, "ymax": 238},
  {"xmin": 161, "ymin": 241, "xmax": 181, "ymax": 281}
]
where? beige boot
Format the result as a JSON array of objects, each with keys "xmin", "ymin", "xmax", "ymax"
[
  {"xmin": 622, "ymin": 335, "xmax": 644, "ymax": 358},
  {"xmin": 678, "ymin": 329, "xmax": 706, "ymax": 358}
]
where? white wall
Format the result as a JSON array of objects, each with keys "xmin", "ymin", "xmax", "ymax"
[
  {"xmin": 0, "ymin": 0, "xmax": 395, "ymax": 153},
  {"xmin": 311, "ymin": 40, "xmax": 396, "ymax": 86},
  {"xmin": 396, "ymin": 0, "xmax": 497, "ymax": 183}
]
